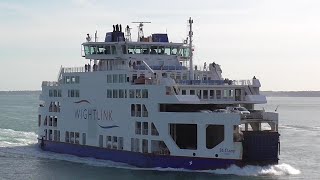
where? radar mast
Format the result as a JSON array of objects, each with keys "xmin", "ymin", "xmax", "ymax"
[{"xmin": 132, "ymin": 21, "xmax": 151, "ymax": 42}]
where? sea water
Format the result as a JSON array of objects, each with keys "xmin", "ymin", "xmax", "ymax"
[{"xmin": 1, "ymin": 92, "xmax": 318, "ymax": 180}]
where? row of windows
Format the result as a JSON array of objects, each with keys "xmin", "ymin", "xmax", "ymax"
[
  {"xmin": 65, "ymin": 131, "xmax": 80, "ymax": 144},
  {"xmin": 107, "ymin": 74, "xmax": 127, "ymax": 83},
  {"xmin": 181, "ymin": 89, "xmax": 235, "ymax": 99},
  {"xmin": 49, "ymin": 89, "xmax": 62, "ymax": 97},
  {"xmin": 84, "ymin": 45, "xmax": 190, "ymax": 57},
  {"xmin": 107, "ymin": 89, "xmax": 148, "ymax": 99},
  {"xmin": 131, "ymin": 104, "xmax": 148, "ymax": 117},
  {"xmin": 98, "ymin": 135, "xmax": 124, "ymax": 150},
  {"xmin": 84, "ymin": 45, "xmax": 117, "ymax": 55},
  {"xmin": 135, "ymin": 122, "xmax": 159, "ymax": 136},
  {"xmin": 49, "ymin": 101, "xmax": 60, "ymax": 112},
  {"xmin": 63, "ymin": 76, "xmax": 80, "ymax": 84},
  {"xmin": 43, "ymin": 116, "xmax": 58, "ymax": 127},
  {"xmin": 68, "ymin": 89, "xmax": 80, "ymax": 97},
  {"xmin": 44, "ymin": 129, "xmax": 61, "ymax": 142}
]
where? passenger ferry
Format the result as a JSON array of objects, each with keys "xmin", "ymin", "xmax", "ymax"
[{"xmin": 38, "ymin": 18, "xmax": 280, "ymax": 170}]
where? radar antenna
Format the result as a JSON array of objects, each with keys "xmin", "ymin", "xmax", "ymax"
[{"xmin": 132, "ymin": 21, "xmax": 151, "ymax": 42}]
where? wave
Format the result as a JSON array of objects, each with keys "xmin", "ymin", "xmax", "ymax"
[
  {"xmin": 0, "ymin": 128, "xmax": 37, "ymax": 147},
  {"xmin": 0, "ymin": 128, "xmax": 301, "ymax": 177},
  {"xmin": 280, "ymin": 124, "xmax": 320, "ymax": 132}
]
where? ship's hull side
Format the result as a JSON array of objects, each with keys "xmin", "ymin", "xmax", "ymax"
[{"xmin": 39, "ymin": 140, "xmax": 237, "ymax": 170}]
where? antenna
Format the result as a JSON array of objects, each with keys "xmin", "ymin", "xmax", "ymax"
[
  {"xmin": 188, "ymin": 17, "xmax": 194, "ymax": 80},
  {"xmin": 132, "ymin": 21, "xmax": 151, "ymax": 42},
  {"xmin": 94, "ymin": 30, "xmax": 98, "ymax": 42}
]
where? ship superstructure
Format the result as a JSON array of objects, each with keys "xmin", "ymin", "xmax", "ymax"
[{"xmin": 38, "ymin": 18, "xmax": 280, "ymax": 170}]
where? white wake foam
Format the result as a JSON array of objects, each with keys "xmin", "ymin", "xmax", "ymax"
[
  {"xmin": 0, "ymin": 128, "xmax": 301, "ymax": 177},
  {"xmin": 0, "ymin": 128, "xmax": 37, "ymax": 147}
]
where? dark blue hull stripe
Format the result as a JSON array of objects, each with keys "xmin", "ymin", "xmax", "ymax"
[{"xmin": 39, "ymin": 140, "xmax": 238, "ymax": 170}]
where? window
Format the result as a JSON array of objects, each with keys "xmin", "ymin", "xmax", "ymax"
[
  {"xmin": 136, "ymin": 89, "xmax": 141, "ymax": 98},
  {"xmin": 49, "ymin": 130, "xmax": 52, "ymax": 141},
  {"xmin": 58, "ymin": 90, "xmax": 62, "ymax": 97},
  {"xmin": 113, "ymin": 74, "xmax": 118, "ymax": 83},
  {"xmin": 135, "ymin": 122, "xmax": 141, "ymax": 134},
  {"xmin": 99, "ymin": 135, "xmax": 103, "ymax": 147},
  {"xmin": 206, "ymin": 125, "xmax": 224, "ymax": 149},
  {"xmin": 216, "ymin": 90, "xmax": 222, "ymax": 99},
  {"xmin": 142, "ymin": 89, "xmax": 148, "ymax": 98},
  {"xmin": 190, "ymin": 90, "xmax": 195, "ymax": 95},
  {"xmin": 54, "ymin": 130, "xmax": 58, "ymax": 141},
  {"xmin": 113, "ymin": 89, "xmax": 118, "ymax": 98},
  {"xmin": 57, "ymin": 130, "xmax": 60, "ymax": 142},
  {"xmin": 229, "ymin": 90, "xmax": 234, "ymax": 97},
  {"xmin": 65, "ymin": 131, "xmax": 70, "ymax": 143},
  {"xmin": 82, "ymin": 133, "xmax": 86, "ymax": 145},
  {"xmin": 181, "ymin": 90, "xmax": 186, "ymax": 95},
  {"xmin": 44, "ymin": 116, "xmax": 47, "ymax": 126},
  {"xmin": 49, "ymin": 90, "xmax": 53, "ymax": 97},
  {"xmin": 49, "ymin": 116, "xmax": 53, "ymax": 126},
  {"xmin": 129, "ymin": 89, "xmax": 135, "ymax": 98},
  {"xmin": 112, "ymin": 136, "xmax": 118, "ymax": 149},
  {"xmin": 136, "ymin": 104, "xmax": 141, "ymax": 117},
  {"xmin": 107, "ymin": 75, "xmax": 112, "ymax": 83},
  {"xmin": 53, "ymin": 116, "xmax": 57, "ymax": 127},
  {"xmin": 203, "ymin": 90, "xmax": 208, "ymax": 99},
  {"xmin": 70, "ymin": 132, "xmax": 74, "ymax": 143},
  {"xmin": 142, "ymin": 139, "xmax": 148, "ymax": 153},
  {"xmin": 131, "ymin": 104, "xmax": 135, "ymax": 117},
  {"xmin": 75, "ymin": 132, "xmax": 80, "ymax": 144},
  {"xmin": 106, "ymin": 136, "xmax": 111, "ymax": 149},
  {"xmin": 169, "ymin": 124, "xmax": 197, "ymax": 150},
  {"xmin": 210, "ymin": 90, "xmax": 214, "ymax": 99},
  {"xmin": 151, "ymin": 123, "xmax": 159, "ymax": 136},
  {"xmin": 119, "ymin": 89, "xmax": 124, "ymax": 98},
  {"xmin": 119, "ymin": 74, "xmax": 125, "ymax": 83},
  {"xmin": 75, "ymin": 76, "xmax": 80, "ymax": 83},
  {"xmin": 118, "ymin": 137, "xmax": 124, "ymax": 150},
  {"xmin": 75, "ymin": 90, "xmax": 80, "ymax": 97},
  {"xmin": 142, "ymin": 104, "xmax": 148, "ymax": 117},
  {"xmin": 107, "ymin": 89, "xmax": 112, "ymax": 98},
  {"xmin": 143, "ymin": 122, "xmax": 148, "ymax": 135},
  {"xmin": 223, "ymin": 90, "xmax": 228, "ymax": 98},
  {"xmin": 197, "ymin": 90, "xmax": 202, "ymax": 99},
  {"xmin": 111, "ymin": 46, "xmax": 116, "ymax": 54}
]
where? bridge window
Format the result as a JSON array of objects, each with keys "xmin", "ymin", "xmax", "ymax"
[
  {"xmin": 129, "ymin": 89, "xmax": 135, "ymax": 98},
  {"xmin": 171, "ymin": 47, "xmax": 178, "ymax": 55},
  {"xmin": 206, "ymin": 125, "xmax": 224, "ymax": 149}
]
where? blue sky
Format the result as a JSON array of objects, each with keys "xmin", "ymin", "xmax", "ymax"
[{"xmin": 0, "ymin": 0, "xmax": 320, "ymax": 90}]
